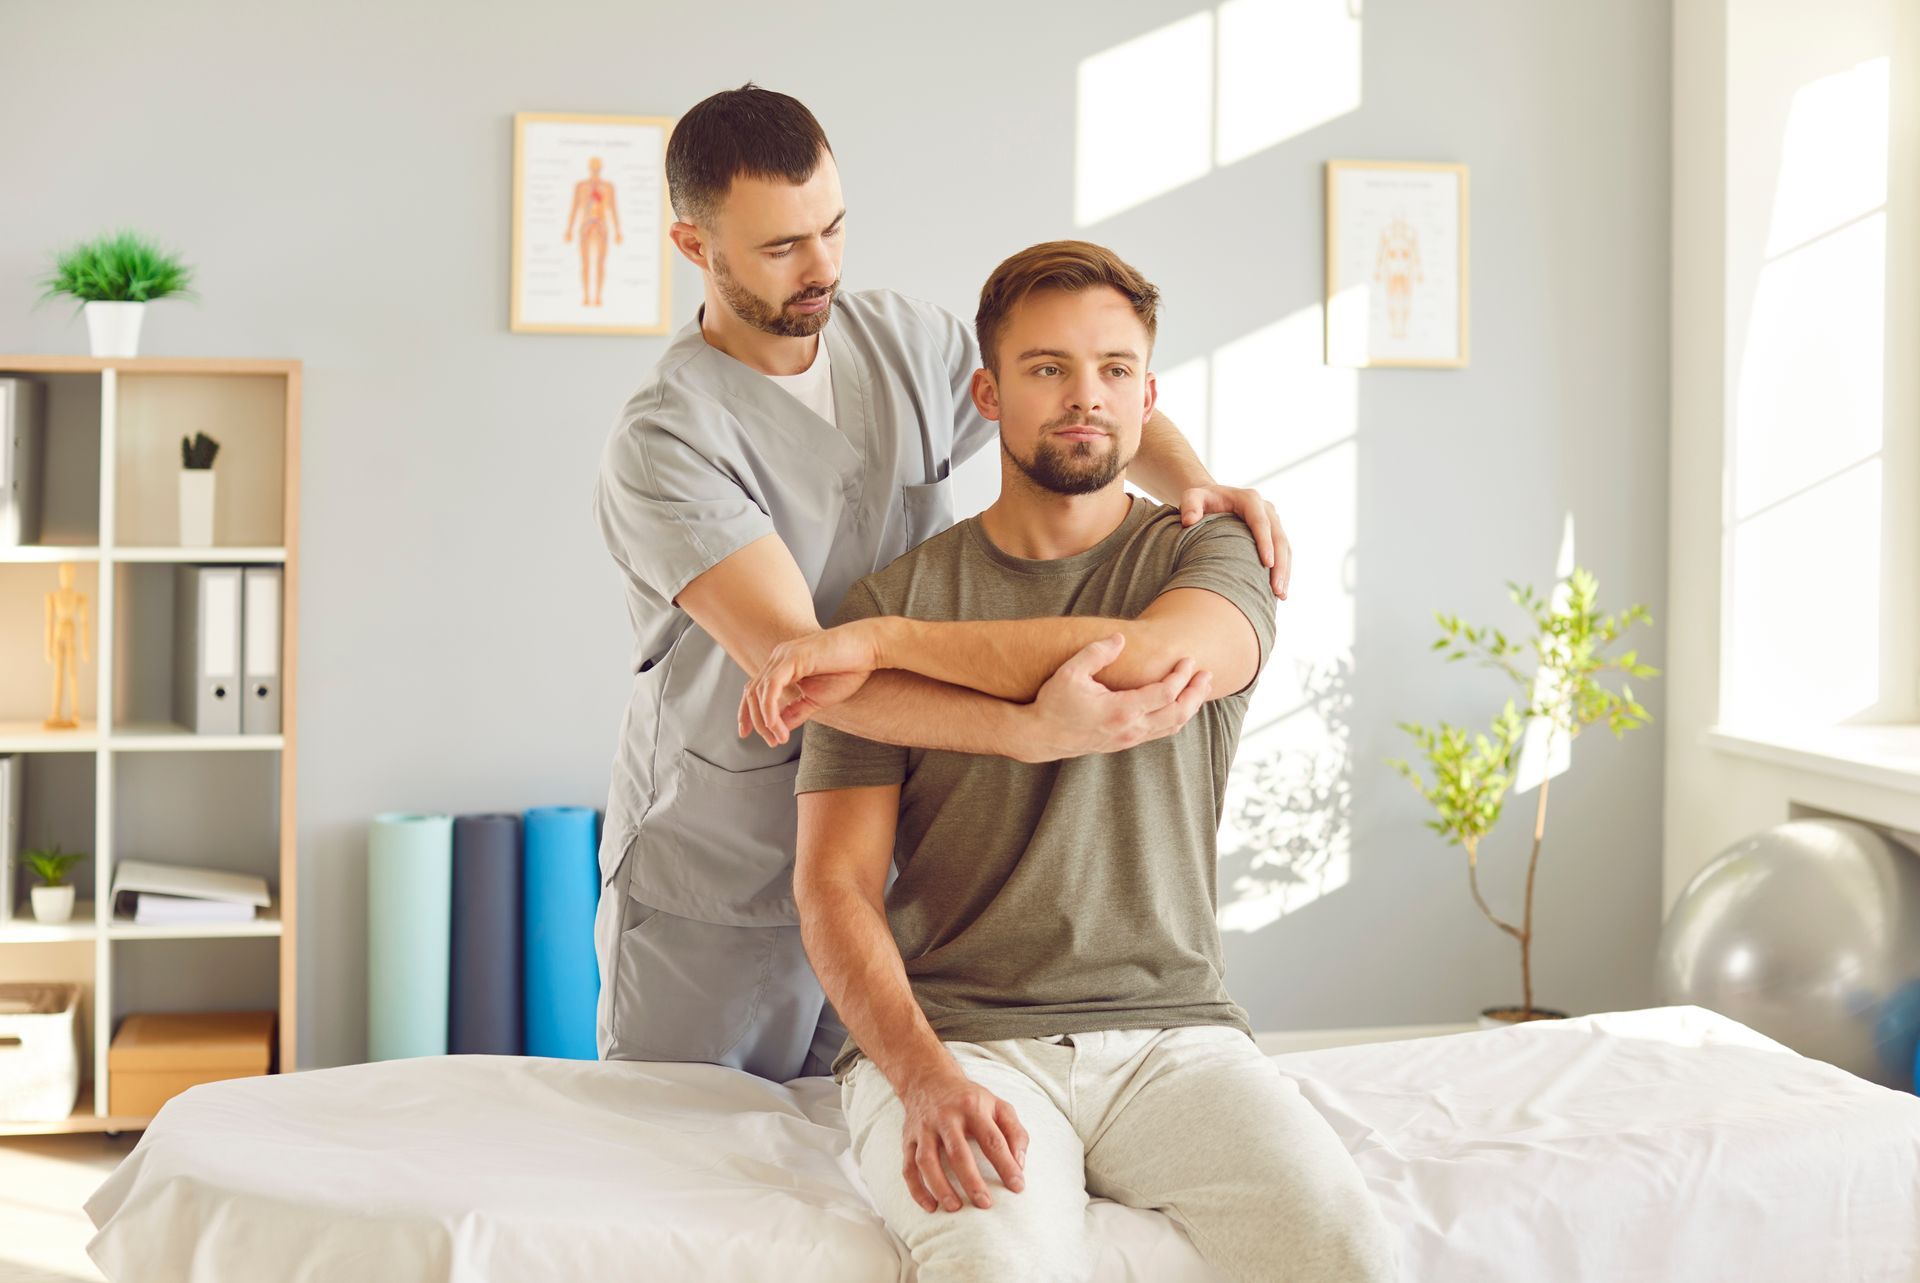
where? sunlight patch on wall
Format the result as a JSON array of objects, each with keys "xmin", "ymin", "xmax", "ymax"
[
  {"xmin": 1076, "ymin": 0, "xmax": 1364, "ymax": 227},
  {"xmin": 1160, "ymin": 304, "xmax": 1357, "ymax": 932}
]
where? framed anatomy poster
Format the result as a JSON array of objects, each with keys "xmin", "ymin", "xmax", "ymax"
[
  {"xmin": 511, "ymin": 112, "xmax": 673, "ymax": 335},
  {"xmin": 1324, "ymin": 160, "xmax": 1469, "ymax": 368}
]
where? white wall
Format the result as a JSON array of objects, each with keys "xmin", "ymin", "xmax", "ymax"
[{"xmin": 0, "ymin": 0, "xmax": 1673, "ymax": 1068}]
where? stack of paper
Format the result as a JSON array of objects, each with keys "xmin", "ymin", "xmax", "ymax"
[{"xmin": 110, "ymin": 860, "xmax": 271, "ymax": 926}]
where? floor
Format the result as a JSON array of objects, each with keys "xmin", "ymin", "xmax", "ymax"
[{"xmin": 0, "ymin": 1133, "xmax": 135, "ymax": 1283}]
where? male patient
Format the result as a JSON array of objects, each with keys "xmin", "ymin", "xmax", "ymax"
[{"xmin": 742, "ymin": 241, "xmax": 1397, "ymax": 1282}]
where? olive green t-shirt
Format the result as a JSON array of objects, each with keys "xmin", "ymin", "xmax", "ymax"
[{"xmin": 794, "ymin": 496, "xmax": 1277, "ymax": 1083}]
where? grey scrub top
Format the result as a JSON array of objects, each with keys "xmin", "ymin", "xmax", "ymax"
[{"xmin": 593, "ymin": 287, "xmax": 998, "ymax": 927}]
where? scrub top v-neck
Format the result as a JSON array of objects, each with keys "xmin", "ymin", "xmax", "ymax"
[{"xmin": 593, "ymin": 287, "xmax": 999, "ymax": 927}]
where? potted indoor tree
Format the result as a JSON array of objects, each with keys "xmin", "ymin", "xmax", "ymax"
[
  {"xmin": 36, "ymin": 230, "xmax": 196, "ymax": 357},
  {"xmin": 1387, "ymin": 567, "xmax": 1659, "ymax": 1027},
  {"xmin": 23, "ymin": 843, "xmax": 86, "ymax": 924}
]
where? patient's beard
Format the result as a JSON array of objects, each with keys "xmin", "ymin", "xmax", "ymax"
[
  {"xmin": 712, "ymin": 251, "xmax": 835, "ymax": 338},
  {"xmin": 1004, "ymin": 416, "xmax": 1135, "ymax": 496}
]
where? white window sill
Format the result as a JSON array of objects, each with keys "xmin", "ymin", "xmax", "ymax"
[{"xmin": 1706, "ymin": 723, "xmax": 1920, "ymax": 795}]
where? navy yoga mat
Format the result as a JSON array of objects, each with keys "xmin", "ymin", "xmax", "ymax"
[{"xmin": 449, "ymin": 813, "xmax": 524, "ymax": 1055}]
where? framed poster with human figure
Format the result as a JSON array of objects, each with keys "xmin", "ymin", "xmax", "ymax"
[
  {"xmin": 511, "ymin": 112, "xmax": 672, "ymax": 335},
  {"xmin": 1324, "ymin": 160, "xmax": 1469, "ymax": 368}
]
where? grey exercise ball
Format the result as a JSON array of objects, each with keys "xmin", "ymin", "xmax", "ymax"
[{"xmin": 1656, "ymin": 818, "xmax": 1920, "ymax": 1091}]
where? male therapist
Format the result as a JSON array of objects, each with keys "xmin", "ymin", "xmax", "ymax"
[{"xmin": 591, "ymin": 83, "xmax": 1293, "ymax": 1083}]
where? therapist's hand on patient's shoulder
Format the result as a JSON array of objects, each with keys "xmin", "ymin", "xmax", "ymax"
[
  {"xmin": 898, "ymin": 1062, "xmax": 1029, "ymax": 1214},
  {"xmin": 739, "ymin": 621, "xmax": 885, "ymax": 746},
  {"xmin": 1177, "ymin": 484, "xmax": 1292, "ymax": 600},
  {"xmin": 1020, "ymin": 634, "xmax": 1212, "ymax": 763}
]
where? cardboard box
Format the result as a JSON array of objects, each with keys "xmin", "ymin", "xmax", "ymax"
[{"xmin": 108, "ymin": 1010, "xmax": 275, "ymax": 1117}]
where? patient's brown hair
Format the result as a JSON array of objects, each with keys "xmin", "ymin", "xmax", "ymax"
[{"xmin": 974, "ymin": 240, "xmax": 1161, "ymax": 374}]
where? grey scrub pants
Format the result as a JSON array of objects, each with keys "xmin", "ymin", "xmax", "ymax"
[{"xmin": 594, "ymin": 884, "xmax": 849, "ymax": 1082}]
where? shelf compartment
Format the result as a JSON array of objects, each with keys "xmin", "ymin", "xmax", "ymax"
[
  {"xmin": 111, "ymin": 561, "xmax": 284, "ymax": 739},
  {"xmin": 110, "ymin": 751, "xmax": 280, "ymax": 887},
  {"xmin": 0, "ymin": 561, "xmax": 101, "ymax": 729},
  {"xmin": 113, "ymin": 374, "xmax": 287, "ymax": 549},
  {"xmin": 2, "ymin": 751, "xmax": 99, "ymax": 914},
  {"xmin": 0, "ymin": 369, "xmax": 102, "ymax": 548},
  {"xmin": 0, "ymin": 938, "xmax": 100, "ymax": 1133}
]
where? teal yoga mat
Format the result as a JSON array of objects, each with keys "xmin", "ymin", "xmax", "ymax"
[
  {"xmin": 524, "ymin": 806, "xmax": 600, "ymax": 1059},
  {"xmin": 367, "ymin": 812, "xmax": 454, "ymax": 1061}
]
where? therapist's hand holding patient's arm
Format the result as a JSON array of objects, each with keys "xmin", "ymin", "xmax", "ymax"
[{"xmin": 1129, "ymin": 407, "xmax": 1293, "ymax": 599}]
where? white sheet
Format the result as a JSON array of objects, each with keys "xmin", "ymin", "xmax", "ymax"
[{"xmin": 85, "ymin": 1006, "xmax": 1920, "ymax": 1282}]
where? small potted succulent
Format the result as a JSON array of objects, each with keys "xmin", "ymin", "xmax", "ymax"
[
  {"xmin": 179, "ymin": 431, "xmax": 220, "ymax": 547},
  {"xmin": 36, "ymin": 230, "xmax": 196, "ymax": 358},
  {"xmin": 23, "ymin": 844, "xmax": 87, "ymax": 924}
]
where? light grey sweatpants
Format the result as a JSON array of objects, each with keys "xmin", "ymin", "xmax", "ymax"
[{"xmin": 842, "ymin": 1025, "xmax": 1400, "ymax": 1283}]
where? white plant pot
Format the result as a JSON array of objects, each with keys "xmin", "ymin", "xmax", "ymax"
[
  {"xmin": 83, "ymin": 301, "xmax": 146, "ymax": 358},
  {"xmin": 179, "ymin": 469, "xmax": 215, "ymax": 547},
  {"xmin": 31, "ymin": 884, "xmax": 75, "ymax": 924}
]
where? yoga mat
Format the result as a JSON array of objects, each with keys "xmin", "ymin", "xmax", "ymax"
[
  {"xmin": 449, "ymin": 813, "xmax": 523, "ymax": 1056},
  {"xmin": 367, "ymin": 812, "xmax": 454, "ymax": 1061},
  {"xmin": 524, "ymin": 806, "xmax": 601, "ymax": 1060}
]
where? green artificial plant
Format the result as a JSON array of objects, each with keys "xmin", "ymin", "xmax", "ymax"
[
  {"xmin": 1387, "ymin": 567, "xmax": 1660, "ymax": 1020},
  {"xmin": 37, "ymin": 230, "xmax": 196, "ymax": 307},
  {"xmin": 23, "ymin": 843, "xmax": 86, "ymax": 888}
]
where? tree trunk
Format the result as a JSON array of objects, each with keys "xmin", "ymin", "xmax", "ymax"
[{"xmin": 1521, "ymin": 774, "xmax": 1551, "ymax": 1018}]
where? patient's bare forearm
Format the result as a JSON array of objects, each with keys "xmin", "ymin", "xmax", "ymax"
[
  {"xmin": 812, "ymin": 668, "xmax": 1032, "ymax": 756},
  {"xmin": 875, "ymin": 615, "xmax": 1168, "ymax": 702},
  {"xmin": 797, "ymin": 882, "xmax": 952, "ymax": 1091}
]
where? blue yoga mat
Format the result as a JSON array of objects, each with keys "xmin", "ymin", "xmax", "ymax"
[
  {"xmin": 367, "ymin": 812, "xmax": 454, "ymax": 1061},
  {"xmin": 450, "ymin": 813, "xmax": 523, "ymax": 1055},
  {"xmin": 524, "ymin": 806, "xmax": 601, "ymax": 1059}
]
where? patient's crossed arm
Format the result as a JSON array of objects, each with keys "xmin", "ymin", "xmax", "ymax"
[
  {"xmin": 677, "ymin": 532, "xmax": 1211, "ymax": 760},
  {"xmin": 743, "ymin": 585, "xmax": 1261, "ymax": 745}
]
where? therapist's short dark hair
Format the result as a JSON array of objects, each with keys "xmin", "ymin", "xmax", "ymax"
[
  {"xmin": 975, "ymin": 241, "xmax": 1160, "ymax": 375},
  {"xmin": 667, "ymin": 83, "xmax": 832, "ymax": 227}
]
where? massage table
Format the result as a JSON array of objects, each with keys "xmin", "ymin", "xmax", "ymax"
[{"xmin": 85, "ymin": 1005, "xmax": 1920, "ymax": 1281}]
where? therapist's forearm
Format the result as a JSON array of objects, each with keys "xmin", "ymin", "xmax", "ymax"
[
  {"xmin": 811, "ymin": 668, "xmax": 1033, "ymax": 757},
  {"xmin": 873, "ymin": 616, "xmax": 1169, "ymax": 702},
  {"xmin": 1128, "ymin": 407, "xmax": 1213, "ymax": 505},
  {"xmin": 798, "ymin": 882, "xmax": 953, "ymax": 1091}
]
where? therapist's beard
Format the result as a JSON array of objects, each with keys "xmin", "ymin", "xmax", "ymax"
[
  {"xmin": 1003, "ymin": 416, "xmax": 1136, "ymax": 496},
  {"xmin": 712, "ymin": 253, "xmax": 836, "ymax": 338}
]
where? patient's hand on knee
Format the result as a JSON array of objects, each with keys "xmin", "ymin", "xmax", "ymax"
[{"xmin": 897, "ymin": 1064, "xmax": 1029, "ymax": 1213}]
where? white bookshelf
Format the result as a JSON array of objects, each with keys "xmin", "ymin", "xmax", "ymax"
[{"xmin": 0, "ymin": 355, "xmax": 300, "ymax": 1135}]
